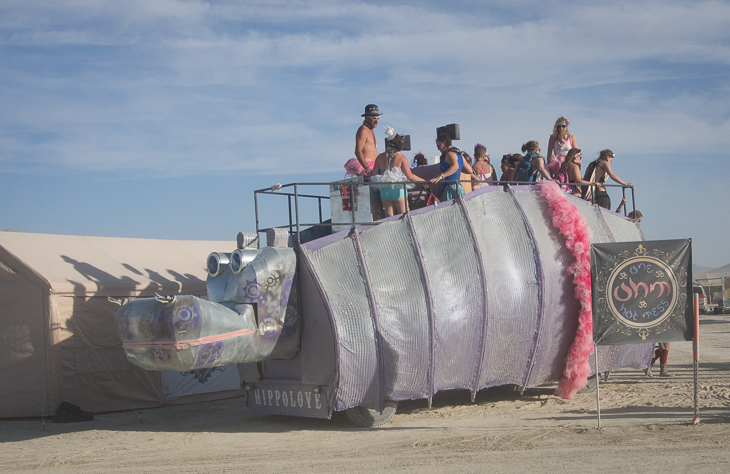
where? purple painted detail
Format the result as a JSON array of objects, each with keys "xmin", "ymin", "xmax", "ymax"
[
  {"xmin": 180, "ymin": 366, "xmax": 226, "ymax": 384},
  {"xmin": 455, "ymin": 194, "xmax": 490, "ymax": 395},
  {"xmin": 173, "ymin": 302, "xmax": 201, "ymax": 333},
  {"xmin": 405, "ymin": 212, "xmax": 436, "ymax": 398},
  {"xmin": 594, "ymin": 204, "xmax": 616, "ymax": 242},
  {"xmin": 297, "ymin": 245, "xmax": 340, "ymax": 415},
  {"xmin": 352, "ymin": 227, "xmax": 386, "ymax": 413},
  {"xmin": 147, "ymin": 348, "xmax": 171, "ymax": 363},
  {"xmin": 192, "ymin": 341, "xmax": 224, "ymax": 369},
  {"xmin": 509, "ymin": 189, "xmax": 546, "ymax": 391},
  {"xmin": 247, "ymin": 382, "xmax": 330, "ymax": 419}
]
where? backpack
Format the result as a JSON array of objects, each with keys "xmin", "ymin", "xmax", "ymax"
[
  {"xmin": 556, "ymin": 170, "xmax": 570, "ymax": 192},
  {"xmin": 514, "ymin": 151, "xmax": 539, "ymax": 182},
  {"xmin": 581, "ymin": 160, "xmax": 599, "ymax": 200}
]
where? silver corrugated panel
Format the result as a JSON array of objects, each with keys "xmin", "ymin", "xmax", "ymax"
[
  {"xmin": 464, "ymin": 190, "xmax": 541, "ymax": 388},
  {"xmin": 359, "ymin": 217, "xmax": 431, "ymax": 400},
  {"xmin": 410, "ymin": 202, "xmax": 484, "ymax": 392},
  {"xmin": 512, "ymin": 189, "xmax": 584, "ymax": 386},
  {"xmin": 305, "ymin": 236, "xmax": 380, "ymax": 411},
  {"xmin": 602, "ymin": 211, "xmax": 642, "ymax": 242},
  {"xmin": 302, "ymin": 186, "xmax": 651, "ymax": 411},
  {"xmin": 570, "ymin": 198, "xmax": 613, "ymax": 245}
]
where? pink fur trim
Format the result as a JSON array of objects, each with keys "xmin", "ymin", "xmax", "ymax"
[
  {"xmin": 539, "ymin": 181, "xmax": 594, "ymax": 399},
  {"xmin": 344, "ymin": 158, "xmax": 374, "ymax": 178}
]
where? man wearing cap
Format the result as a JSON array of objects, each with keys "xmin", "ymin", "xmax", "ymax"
[{"xmin": 355, "ymin": 104, "xmax": 382, "ymax": 174}]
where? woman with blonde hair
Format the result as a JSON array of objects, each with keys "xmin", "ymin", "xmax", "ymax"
[{"xmin": 547, "ymin": 116, "xmax": 578, "ymax": 177}]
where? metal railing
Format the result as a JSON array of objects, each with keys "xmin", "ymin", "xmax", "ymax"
[{"xmin": 254, "ymin": 179, "xmax": 637, "ymax": 244}]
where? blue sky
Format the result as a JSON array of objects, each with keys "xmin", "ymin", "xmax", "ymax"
[{"xmin": 1, "ymin": 0, "xmax": 729, "ymax": 267}]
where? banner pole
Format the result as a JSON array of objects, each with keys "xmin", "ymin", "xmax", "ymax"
[
  {"xmin": 595, "ymin": 344, "xmax": 601, "ymax": 429},
  {"xmin": 693, "ymin": 293, "xmax": 700, "ymax": 425}
]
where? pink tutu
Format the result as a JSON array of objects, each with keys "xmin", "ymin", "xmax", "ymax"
[
  {"xmin": 547, "ymin": 156, "xmax": 565, "ymax": 177},
  {"xmin": 344, "ymin": 158, "xmax": 374, "ymax": 178}
]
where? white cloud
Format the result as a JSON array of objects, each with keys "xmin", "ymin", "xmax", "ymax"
[{"xmin": 2, "ymin": 0, "xmax": 730, "ymax": 176}]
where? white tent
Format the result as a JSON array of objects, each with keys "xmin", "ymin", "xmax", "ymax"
[{"xmin": 0, "ymin": 231, "xmax": 248, "ymax": 418}]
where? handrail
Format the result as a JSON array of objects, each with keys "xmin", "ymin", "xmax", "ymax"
[{"xmin": 253, "ymin": 180, "xmax": 637, "ymax": 244}]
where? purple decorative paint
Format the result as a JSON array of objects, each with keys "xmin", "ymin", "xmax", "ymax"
[{"xmin": 192, "ymin": 341, "xmax": 224, "ymax": 369}]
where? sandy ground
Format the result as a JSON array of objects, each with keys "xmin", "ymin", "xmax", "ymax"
[{"xmin": 2, "ymin": 316, "xmax": 729, "ymax": 473}]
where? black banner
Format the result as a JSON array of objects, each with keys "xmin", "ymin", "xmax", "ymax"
[{"xmin": 591, "ymin": 239, "xmax": 694, "ymax": 345}]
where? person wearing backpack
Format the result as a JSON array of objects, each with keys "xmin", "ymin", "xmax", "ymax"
[
  {"xmin": 514, "ymin": 140, "xmax": 553, "ymax": 183},
  {"xmin": 472, "ymin": 143, "xmax": 496, "ymax": 190},
  {"xmin": 583, "ymin": 149, "xmax": 633, "ymax": 210},
  {"xmin": 430, "ymin": 133, "xmax": 473, "ymax": 200}
]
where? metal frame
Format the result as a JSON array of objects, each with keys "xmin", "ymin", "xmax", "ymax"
[{"xmin": 254, "ymin": 181, "xmax": 638, "ymax": 244}]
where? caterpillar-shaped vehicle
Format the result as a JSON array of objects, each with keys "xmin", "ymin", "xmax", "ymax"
[{"xmin": 114, "ymin": 179, "xmax": 652, "ymax": 426}]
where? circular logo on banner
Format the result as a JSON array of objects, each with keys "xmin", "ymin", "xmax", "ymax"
[{"xmin": 607, "ymin": 256, "xmax": 678, "ymax": 328}]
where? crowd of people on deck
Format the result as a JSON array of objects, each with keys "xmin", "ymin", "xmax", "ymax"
[
  {"xmin": 347, "ymin": 105, "xmax": 634, "ymax": 217},
  {"xmin": 347, "ymin": 104, "xmax": 665, "ymax": 379}
]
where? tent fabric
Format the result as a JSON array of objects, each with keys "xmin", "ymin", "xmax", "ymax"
[{"xmin": 0, "ymin": 231, "xmax": 243, "ymax": 418}]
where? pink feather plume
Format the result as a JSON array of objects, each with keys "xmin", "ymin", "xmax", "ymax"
[{"xmin": 539, "ymin": 181, "xmax": 594, "ymax": 400}]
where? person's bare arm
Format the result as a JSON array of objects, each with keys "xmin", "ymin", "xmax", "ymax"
[
  {"xmin": 571, "ymin": 134, "xmax": 577, "ymax": 149},
  {"xmin": 568, "ymin": 163, "xmax": 590, "ymax": 185},
  {"xmin": 603, "ymin": 161, "xmax": 633, "ymax": 187},
  {"xmin": 533, "ymin": 156, "xmax": 555, "ymax": 181},
  {"xmin": 430, "ymin": 151, "xmax": 460, "ymax": 184},
  {"xmin": 398, "ymin": 154, "xmax": 424, "ymax": 182},
  {"xmin": 461, "ymin": 160, "xmax": 474, "ymax": 175},
  {"xmin": 354, "ymin": 127, "xmax": 371, "ymax": 172}
]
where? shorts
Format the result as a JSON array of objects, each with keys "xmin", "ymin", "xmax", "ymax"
[
  {"xmin": 594, "ymin": 190, "xmax": 611, "ymax": 210},
  {"xmin": 441, "ymin": 183, "xmax": 465, "ymax": 201},
  {"xmin": 380, "ymin": 185, "xmax": 406, "ymax": 201}
]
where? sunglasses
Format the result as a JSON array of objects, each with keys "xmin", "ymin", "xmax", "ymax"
[{"xmin": 557, "ymin": 124, "xmax": 567, "ymax": 129}]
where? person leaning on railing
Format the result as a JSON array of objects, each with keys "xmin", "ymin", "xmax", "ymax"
[
  {"xmin": 555, "ymin": 148, "xmax": 592, "ymax": 196},
  {"xmin": 499, "ymin": 154, "xmax": 522, "ymax": 182},
  {"xmin": 370, "ymin": 132, "xmax": 426, "ymax": 217},
  {"xmin": 430, "ymin": 133, "xmax": 475, "ymax": 200},
  {"xmin": 586, "ymin": 149, "xmax": 633, "ymax": 210}
]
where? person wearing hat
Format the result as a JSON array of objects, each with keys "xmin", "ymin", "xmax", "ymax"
[
  {"xmin": 355, "ymin": 104, "xmax": 382, "ymax": 175},
  {"xmin": 355, "ymin": 104, "xmax": 384, "ymax": 219}
]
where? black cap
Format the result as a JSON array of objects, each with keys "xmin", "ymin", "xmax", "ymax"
[{"xmin": 361, "ymin": 104, "xmax": 382, "ymax": 117}]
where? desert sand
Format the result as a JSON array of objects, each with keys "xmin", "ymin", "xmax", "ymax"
[{"xmin": 1, "ymin": 315, "xmax": 729, "ymax": 473}]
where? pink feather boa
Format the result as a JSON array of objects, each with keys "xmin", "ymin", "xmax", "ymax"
[
  {"xmin": 344, "ymin": 158, "xmax": 374, "ymax": 178},
  {"xmin": 539, "ymin": 181, "xmax": 594, "ymax": 399}
]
